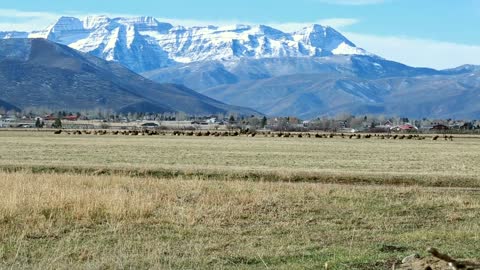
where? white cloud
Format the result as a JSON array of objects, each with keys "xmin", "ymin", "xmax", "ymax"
[
  {"xmin": 0, "ymin": 9, "xmax": 60, "ymax": 32},
  {"xmin": 345, "ymin": 32, "xmax": 480, "ymax": 69},
  {"xmin": 268, "ymin": 18, "xmax": 359, "ymax": 32},
  {"xmin": 0, "ymin": 8, "xmax": 358, "ymax": 32},
  {"xmin": 316, "ymin": 0, "xmax": 385, "ymax": 5},
  {"xmin": 318, "ymin": 18, "xmax": 359, "ymax": 28},
  {"xmin": 0, "ymin": 8, "xmax": 360, "ymax": 32},
  {"xmin": 0, "ymin": 9, "xmax": 137, "ymax": 32}
]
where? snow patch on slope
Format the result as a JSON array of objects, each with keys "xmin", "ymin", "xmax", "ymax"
[{"xmin": 332, "ymin": 42, "xmax": 367, "ymax": 55}]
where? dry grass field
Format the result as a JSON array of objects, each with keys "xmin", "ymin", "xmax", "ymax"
[
  {"xmin": 0, "ymin": 131, "xmax": 479, "ymax": 269},
  {"xmin": 0, "ymin": 131, "xmax": 479, "ymax": 187}
]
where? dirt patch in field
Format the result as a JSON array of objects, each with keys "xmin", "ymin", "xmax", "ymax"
[
  {"xmin": 394, "ymin": 253, "xmax": 480, "ymax": 270},
  {"xmin": 395, "ymin": 257, "xmax": 449, "ymax": 270}
]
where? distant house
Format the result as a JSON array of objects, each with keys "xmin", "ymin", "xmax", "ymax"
[
  {"xmin": 400, "ymin": 124, "xmax": 417, "ymax": 130},
  {"xmin": 63, "ymin": 115, "xmax": 79, "ymax": 121},
  {"xmin": 391, "ymin": 123, "xmax": 418, "ymax": 132},
  {"xmin": 339, "ymin": 128, "xmax": 356, "ymax": 133},
  {"xmin": 383, "ymin": 120, "xmax": 393, "ymax": 127},
  {"xmin": 141, "ymin": 122, "xmax": 159, "ymax": 127},
  {"xmin": 288, "ymin": 117, "xmax": 301, "ymax": 125},
  {"xmin": 430, "ymin": 124, "xmax": 449, "ymax": 131},
  {"xmin": 206, "ymin": 118, "xmax": 217, "ymax": 124},
  {"xmin": 44, "ymin": 115, "xmax": 57, "ymax": 121}
]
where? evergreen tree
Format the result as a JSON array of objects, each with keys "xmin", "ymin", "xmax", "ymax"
[
  {"xmin": 229, "ymin": 115, "xmax": 235, "ymax": 124},
  {"xmin": 35, "ymin": 118, "xmax": 43, "ymax": 128},
  {"xmin": 261, "ymin": 116, "xmax": 267, "ymax": 128},
  {"xmin": 52, "ymin": 118, "xmax": 62, "ymax": 128}
]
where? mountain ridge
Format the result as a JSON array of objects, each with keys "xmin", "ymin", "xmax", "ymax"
[
  {"xmin": 2, "ymin": 16, "xmax": 480, "ymax": 119},
  {"xmin": 0, "ymin": 38, "xmax": 259, "ymax": 115}
]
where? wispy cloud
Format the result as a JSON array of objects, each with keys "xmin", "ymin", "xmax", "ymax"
[
  {"xmin": 345, "ymin": 32, "xmax": 480, "ymax": 69},
  {"xmin": 318, "ymin": 18, "xmax": 359, "ymax": 28},
  {"xmin": 0, "ymin": 8, "xmax": 359, "ymax": 32},
  {"xmin": 316, "ymin": 0, "xmax": 385, "ymax": 5},
  {"xmin": 269, "ymin": 18, "xmax": 358, "ymax": 32},
  {"xmin": 0, "ymin": 9, "xmax": 60, "ymax": 32},
  {"xmin": 0, "ymin": 9, "xmax": 137, "ymax": 32}
]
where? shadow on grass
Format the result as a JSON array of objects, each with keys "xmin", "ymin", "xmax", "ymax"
[{"xmin": 1, "ymin": 164, "xmax": 479, "ymax": 188}]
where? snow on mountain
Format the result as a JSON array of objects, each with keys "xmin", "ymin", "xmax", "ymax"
[
  {"xmin": 0, "ymin": 31, "xmax": 28, "ymax": 39},
  {"xmin": 292, "ymin": 24, "xmax": 365, "ymax": 56},
  {"xmin": 3, "ymin": 15, "xmax": 369, "ymax": 73}
]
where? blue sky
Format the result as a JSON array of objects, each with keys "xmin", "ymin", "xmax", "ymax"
[{"xmin": 1, "ymin": 0, "xmax": 480, "ymax": 69}]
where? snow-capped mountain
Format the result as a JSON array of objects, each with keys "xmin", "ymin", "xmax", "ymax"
[
  {"xmin": 2, "ymin": 15, "xmax": 368, "ymax": 73},
  {"xmin": 3, "ymin": 15, "xmax": 479, "ymax": 119}
]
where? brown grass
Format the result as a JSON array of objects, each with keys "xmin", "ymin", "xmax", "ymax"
[
  {"xmin": 1, "ymin": 172, "xmax": 480, "ymax": 269},
  {"xmin": 0, "ymin": 131, "xmax": 479, "ymax": 188},
  {"xmin": 1, "ymin": 131, "xmax": 479, "ymax": 269}
]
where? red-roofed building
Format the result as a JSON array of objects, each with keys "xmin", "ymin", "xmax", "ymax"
[
  {"xmin": 63, "ymin": 115, "xmax": 79, "ymax": 121},
  {"xmin": 399, "ymin": 124, "xmax": 417, "ymax": 130},
  {"xmin": 44, "ymin": 114, "xmax": 57, "ymax": 121},
  {"xmin": 391, "ymin": 123, "xmax": 418, "ymax": 132}
]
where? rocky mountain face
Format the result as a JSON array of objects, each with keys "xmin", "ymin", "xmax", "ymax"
[
  {"xmin": 2, "ymin": 16, "xmax": 367, "ymax": 73},
  {"xmin": 0, "ymin": 38, "xmax": 258, "ymax": 115},
  {"xmin": 144, "ymin": 56, "xmax": 480, "ymax": 119},
  {"xmin": 197, "ymin": 68, "xmax": 480, "ymax": 119},
  {"xmin": 2, "ymin": 16, "xmax": 479, "ymax": 119},
  {"xmin": 143, "ymin": 56, "xmax": 442, "ymax": 90}
]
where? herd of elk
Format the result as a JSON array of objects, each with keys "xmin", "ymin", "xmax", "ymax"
[{"xmin": 52, "ymin": 129, "xmax": 454, "ymax": 141}]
